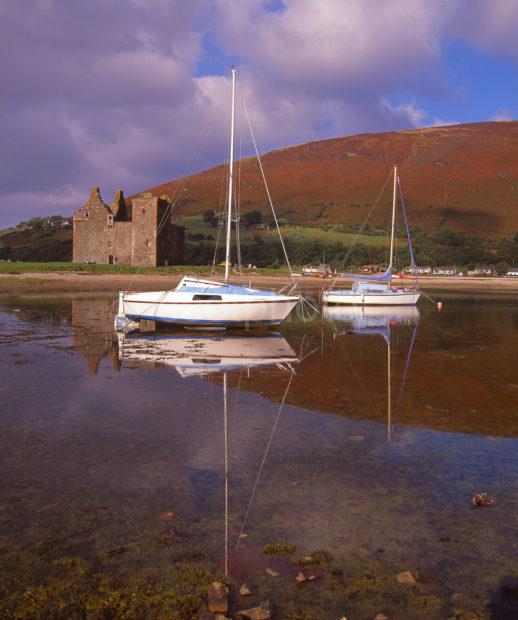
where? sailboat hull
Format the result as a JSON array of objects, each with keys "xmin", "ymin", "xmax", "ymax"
[
  {"xmin": 323, "ymin": 291, "xmax": 421, "ymax": 306},
  {"xmin": 117, "ymin": 289, "xmax": 299, "ymax": 327}
]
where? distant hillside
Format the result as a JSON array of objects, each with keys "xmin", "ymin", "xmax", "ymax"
[
  {"xmin": 147, "ymin": 121, "xmax": 518, "ymax": 237},
  {"xmin": 0, "ymin": 216, "xmax": 72, "ymax": 262}
]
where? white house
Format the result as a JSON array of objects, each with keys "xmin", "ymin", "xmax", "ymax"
[
  {"xmin": 468, "ymin": 265, "xmax": 496, "ymax": 276},
  {"xmin": 404, "ymin": 266, "xmax": 432, "ymax": 275},
  {"xmin": 506, "ymin": 266, "xmax": 518, "ymax": 277},
  {"xmin": 433, "ymin": 266, "xmax": 458, "ymax": 276}
]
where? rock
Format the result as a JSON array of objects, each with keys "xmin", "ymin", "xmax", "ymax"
[
  {"xmin": 307, "ymin": 574, "xmax": 317, "ymax": 581},
  {"xmin": 264, "ymin": 567, "xmax": 279, "ymax": 577},
  {"xmin": 471, "ymin": 492, "xmax": 496, "ymax": 507},
  {"xmin": 295, "ymin": 571, "xmax": 307, "ymax": 583},
  {"xmin": 450, "ymin": 592, "xmax": 474, "ymax": 607},
  {"xmin": 199, "ymin": 614, "xmax": 231, "ymax": 620},
  {"xmin": 236, "ymin": 600, "xmax": 273, "ymax": 619},
  {"xmin": 239, "ymin": 583, "xmax": 252, "ymax": 596},
  {"xmin": 302, "ymin": 555, "xmax": 313, "ymax": 562},
  {"xmin": 207, "ymin": 581, "xmax": 229, "ymax": 613},
  {"xmin": 374, "ymin": 614, "xmax": 389, "ymax": 620},
  {"xmin": 396, "ymin": 571, "xmax": 416, "ymax": 585}
]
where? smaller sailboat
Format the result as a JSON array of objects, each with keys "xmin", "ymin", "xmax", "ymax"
[
  {"xmin": 114, "ymin": 68, "xmax": 299, "ymax": 330},
  {"xmin": 322, "ymin": 166, "xmax": 420, "ymax": 306}
]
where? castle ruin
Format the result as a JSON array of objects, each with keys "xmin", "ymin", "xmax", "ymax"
[{"xmin": 73, "ymin": 187, "xmax": 185, "ymax": 267}]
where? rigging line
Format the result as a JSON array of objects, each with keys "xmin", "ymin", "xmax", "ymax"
[
  {"xmin": 325, "ymin": 317, "xmax": 372, "ymax": 401},
  {"xmin": 397, "ymin": 176, "xmax": 419, "ymax": 291},
  {"xmin": 327, "ymin": 170, "xmax": 393, "ymax": 289},
  {"xmin": 242, "ymin": 98, "xmax": 296, "ymax": 286},
  {"xmin": 121, "ymin": 109, "xmax": 215, "ymax": 296},
  {"xmin": 156, "ymin": 109, "xmax": 215, "ymax": 239},
  {"xmin": 235, "ymin": 369, "xmax": 295, "ymax": 550},
  {"xmin": 394, "ymin": 322, "xmax": 419, "ymax": 417},
  {"xmin": 212, "ymin": 143, "xmax": 232, "ymax": 274}
]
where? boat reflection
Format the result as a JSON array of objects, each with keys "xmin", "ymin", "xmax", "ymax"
[
  {"xmin": 116, "ymin": 331, "xmax": 298, "ymax": 377},
  {"xmin": 323, "ymin": 304, "xmax": 420, "ymax": 335},
  {"xmin": 324, "ymin": 304, "xmax": 419, "ymax": 441},
  {"xmin": 116, "ymin": 330, "xmax": 298, "ymax": 577}
]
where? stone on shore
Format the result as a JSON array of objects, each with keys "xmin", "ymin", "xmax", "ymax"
[
  {"xmin": 264, "ymin": 567, "xmax": 279, "ymax": 577},
  {"xmin": 374, "ymin": 614, "xmax": 389, "ymax": 620},
  {"xmin": 295, "ymin": 571, "xmax": 307, "ymax": 583},
  {"xmin": 396, "ymin": 570, "xmax": 416, "ymax": 585},
  {"xmin": 450, "ymin": 592, "xmax": 474, "ymax": 607},
  {"xmin": 239, "ymin": 583, "xmax": 252, "ymax": 596},
  {"xmin": 207, "ymin": 581, "xmax": 229, "ymax": 613},
  {"xmin": 236, "ymin": 600, "xmax": 273, "ymax": 619}
]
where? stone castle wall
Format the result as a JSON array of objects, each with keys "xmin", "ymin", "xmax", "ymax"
[{"xmin": 73, "ymin": 187, "xmax": 184, "ymax": 267}]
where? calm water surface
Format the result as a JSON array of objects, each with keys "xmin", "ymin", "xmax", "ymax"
[{"xmin": 1, "ymin": 292, "xmax": 517, "ymax": 618}]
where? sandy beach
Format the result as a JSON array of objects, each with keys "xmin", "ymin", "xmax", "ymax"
[{"xmin": 0, "ymin": 270, "xmax": 517, "ymax": 296}]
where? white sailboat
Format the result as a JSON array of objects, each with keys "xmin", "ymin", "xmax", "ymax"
[
  {"xmin": 322, "ymin": 166, "xmax": 421, "ymax": 306},
  {"xmin": 114, "ymin": 68, "xmax": 299, "ymax": 330}
]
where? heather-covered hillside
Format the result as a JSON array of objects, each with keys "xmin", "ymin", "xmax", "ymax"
[{"xmin": 147, "ymin": 121, "xmax": 518, "ymax": 237}]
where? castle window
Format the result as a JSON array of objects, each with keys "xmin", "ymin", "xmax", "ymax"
[
  {"xmin": 145, "ymin": 238, "xmax": 150, "ymax": 247},
  {"xmin": 142, "ymin": 208, "xmax": 146, "ymax": 214}
]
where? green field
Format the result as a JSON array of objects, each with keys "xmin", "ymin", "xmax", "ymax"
[
  {"xmin": 175, "ymin": 215, "xmax": 392, "ymax": 247},
  {"xmin": 0, "ymin": 261, "xmax": 297, "ymax": 276}
]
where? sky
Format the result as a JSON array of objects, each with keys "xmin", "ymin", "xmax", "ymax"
[{"xmin": 1, "ymin": 0, "xmax": 518, "ymax": 228}]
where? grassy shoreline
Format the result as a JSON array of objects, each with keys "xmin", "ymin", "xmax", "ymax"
[{"xmin": 1, "ymin": 263, "xmax": 518, "ymax": 295}]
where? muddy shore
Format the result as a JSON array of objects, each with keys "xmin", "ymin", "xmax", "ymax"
[{"xmin": 0, "ymin": 271, "xmax": 517, "ymax": 296}]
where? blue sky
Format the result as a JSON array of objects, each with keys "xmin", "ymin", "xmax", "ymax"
[
  {"xmin": 395, "ymin": 40, "xmax": 518, "ymax": 125},
  {"xmin": 0, "ymin": 0, "xmax": 517, "ymax": 227}
]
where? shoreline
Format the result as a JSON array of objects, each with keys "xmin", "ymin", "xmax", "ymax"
[{"xmin": 0, "ymin": 271, "xmax": 518, "ymax": 295}]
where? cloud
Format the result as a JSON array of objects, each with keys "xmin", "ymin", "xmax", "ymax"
[
  {"xmin": 1, "ymin": 0, "xmax": 518, "ymax": 227},
  {"xmin": 446, "ymin": 0, "xmax": 518, "ymax": 61},
  {"xmin": 382, "ymin": 99, "xmax": 457, "ymax": 128}
]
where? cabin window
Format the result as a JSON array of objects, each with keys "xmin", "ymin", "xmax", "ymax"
[
  {"xmin": 192, "ymin": 294, "xmax": 222, "ymax": 301},
  {"xmin": 192, "ymin": 358, "xmax": 220, "ymax": 364}
]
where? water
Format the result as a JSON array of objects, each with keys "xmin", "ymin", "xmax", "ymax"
[{"xmin": 1, "ymin": 292, "xmax": 517, "ymax": 619}]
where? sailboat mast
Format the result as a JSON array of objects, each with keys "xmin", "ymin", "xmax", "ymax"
[
  {"xmin": 388, "ymin": 165, "xmax": 397, "ymax": 276},
  {"xmin": 224, "ymin": 67, "xmax": 237, "ymax": 282},
  {"xmin": 223, "ymin": 371, "xmax": 229, "ymax": 576}
]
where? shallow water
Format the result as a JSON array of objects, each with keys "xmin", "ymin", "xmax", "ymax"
[{"xmin": 1, "ymin": 292, "xmax": 518, "ymax": 618}]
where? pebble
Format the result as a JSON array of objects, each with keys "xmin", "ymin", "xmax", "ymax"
[
  {"xmin": 295, "ymin": 571, "xmax": 307, "ymax": 583},
  {"xmin": 207, "ymin": 581, "xmax": 229, "ymax": 613},
  {"xmin": 264, "ymin": 567, "xmax": 279, "ymax": 577},
  {"xmin": 396, "ymin": 570, "xmax": 416, "ymax": 585},
  {"xmin": 239, "ymin": 583, "xmax": 252, "ymax": 596},
  {"xmin": 236, "ymin": 600, "xmax": 273, "ymax": 619},
  {"xmin": 450, "ymin": 592, "xmax": 474, "ymax": 607}
]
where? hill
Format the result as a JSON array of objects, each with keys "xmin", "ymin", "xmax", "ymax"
[
  {"xmin": 147, "ymin": 121, "xmax": 518, "ymax": 237},
  {"xmin": 0, "ymin": 216, "xmax": 72, "ymax": 262}
]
